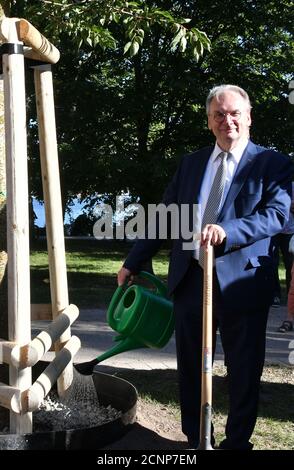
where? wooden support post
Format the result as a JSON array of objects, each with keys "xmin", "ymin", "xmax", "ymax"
[
  {"xmin": 21, "ymin": 336, "xmax": 81, "ymax": 412},
  {"xmin": 2, "ymin": 18, "xmax": 32, "ymax": 434},
  {"xmin": 0, "ymin": 338, "xmax": 16, "ymax": 365},
  {"xmin": 11, "ymin": 304, "xmax": 79, "ymax": 368},
  {"xmin": 33, "ymin": 64, "xmax": 73, "ymax": 397},
  {"xmin": 0, "ymin": 382, "xmax": 21, "ymax": 413},
  {"xmin": 0, "ymin": 17, "xmax": 60, "ymax": 64},
  {"xmin": 17, "ymin": 19, "xmax": 60, "ymax": 64},
  {"xmin": 1, "ymin": 335, "xmax": 81, "ymax": 413}
]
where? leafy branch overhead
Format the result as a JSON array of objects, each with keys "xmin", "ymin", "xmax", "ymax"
[
  {"xmin": 9, "ymin": 0, "xmax": 294, "ymax": 211},
  {"xmin": 27, "ymin": 0, "xmax": 211, "ymax": 60}
]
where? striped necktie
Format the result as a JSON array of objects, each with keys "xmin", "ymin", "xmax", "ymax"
[{"xmin": 199, "ymin": 152, "xmax": 229, "ymax": 268}]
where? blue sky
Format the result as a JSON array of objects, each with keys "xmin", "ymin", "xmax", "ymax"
[{"xmin": 33, "ymin": 197, "xmax": 86, "ymax": 227}]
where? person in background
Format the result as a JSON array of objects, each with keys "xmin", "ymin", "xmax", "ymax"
[
  {"xmin": 278, "ymin": 233, "xmax": 294, "ymax": 332},
  {"xmin": 271, "ymin": 183, "xmax": 294, "ymax": 308},
  {"xmin": 117, "ymin": 85, "xmax": 293, "ymax": 449}
]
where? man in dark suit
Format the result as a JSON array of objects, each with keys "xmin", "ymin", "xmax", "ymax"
[{"xmin": 117, "ymin": 85, "xmax": 293, "ymax": 450}]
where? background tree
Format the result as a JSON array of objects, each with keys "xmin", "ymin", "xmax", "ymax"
[
  {"xmin": 10, "ymin": 0, "xmax": 211, "ymax": 210},
  {"xmin": 70, "ymin": 213, "xmax": 97, "ymax": 236},
  {"xmin": 10, "ymin": 1, "xmax": 294, "ymax": 218}
]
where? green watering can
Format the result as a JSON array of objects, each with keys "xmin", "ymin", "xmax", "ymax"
[{"xmin": 75, "ymin": 271, "xmax": 174, "ymax": 375}]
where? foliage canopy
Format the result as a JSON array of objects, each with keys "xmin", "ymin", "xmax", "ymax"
[{"xmin": 9, "ymin": 1, "xmax": 294, "ymax": 212}]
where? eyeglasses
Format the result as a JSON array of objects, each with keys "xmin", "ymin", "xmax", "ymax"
[{"xmin": 211, "ymin": 111, "xmax": 242, "ymax": 123}]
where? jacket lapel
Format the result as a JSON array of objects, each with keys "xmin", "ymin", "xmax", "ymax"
[{"xmin": 189, "ymin": 146, "xmax": 213, "ymax": 203}]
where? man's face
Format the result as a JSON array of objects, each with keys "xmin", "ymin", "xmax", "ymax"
[{"xmin": 207, "ymin": 91, "xmax": 252, "ymax": 151}]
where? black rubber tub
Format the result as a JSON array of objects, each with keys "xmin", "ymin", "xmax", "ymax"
[{"xmin": 0, "ymin": 363, "xmax": 137, "ymax": 450}]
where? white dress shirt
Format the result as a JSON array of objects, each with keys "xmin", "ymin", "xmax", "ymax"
[{"xmin": 193, "ymin": 138, "xmax": 249, "ymax": 259}]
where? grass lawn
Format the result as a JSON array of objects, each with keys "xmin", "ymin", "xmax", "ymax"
[
  {"xmin": 30, "ymin": 238, "xmax": 293, "ymax": 450},
  {"xmin": 113, "ymin": 364, "xmax": 294, "ymax": 450},
  {"xmin": 30, "ymin": 238, "xmax": 169, "ymax": 308}
]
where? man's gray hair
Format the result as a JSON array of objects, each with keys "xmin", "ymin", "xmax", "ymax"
[{"xmin": 206, "ymin": 85, "xmax": 252, "ymax": 114}]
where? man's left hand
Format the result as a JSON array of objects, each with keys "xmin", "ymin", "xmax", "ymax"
[{"xmin": 201, "ymin": 224, "xmax": 226, "ymax": 249}]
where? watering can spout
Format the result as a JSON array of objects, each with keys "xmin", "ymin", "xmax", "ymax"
[
  {"xmin": 75, "ymin": 335, "xmax": 145, "ymax": 375},
  {"xmin": 94, "ymin": 335, "xmax": 145, "ymax": 364}
]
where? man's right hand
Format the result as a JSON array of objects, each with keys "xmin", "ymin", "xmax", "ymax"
[
  {"xmin": 201, "ymin": 223, "xmax": 226, "ymax": 249},
  {"xmin": 117, "ymin": 266, "xmax": 135, "ymax": 286}
]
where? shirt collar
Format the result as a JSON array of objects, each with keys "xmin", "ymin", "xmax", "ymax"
[{"xmin": 211, "ymin": 138, "xmax": 249, "ymax": 164}]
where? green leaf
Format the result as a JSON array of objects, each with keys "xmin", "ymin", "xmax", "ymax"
[
  {"xmin": 86, "ymin": 36, "xmax": 93, "ymax": 47},
  {"xmin": 179, "ymin": 35, "xmax": 187, "ymax": 53},
  {"xmin": 123, "ymin": 16, "xmax": 133, "ymax": 24},
  {"xmin": 124, "ymin": 41, "xmax": 132, "ymax": 54},
  {"xmin": 126, "ymin": 26, "xmax": 137, "ymax": 40},
  {"xmin": 153, "ymin": 10, "xmax": 175, "ymax": 21},
  {"xmin": 137, "ymin": 29, "xmax": 145, "ymax": 38},
  {"xmin": 136, "ymin": 35, "xmax": 144, "ymax": 45},
  {"xmin": 170, "ymin": 27, "xmax": 185, "ymax": 51},
  {"xmin": 129, "ymin": 40, "xmax": 140, "ymax": 57},
  {"xmin": 198, "ymin": 41, "xmax": 204, "ymax": 56},
  {"xmin": 113, "ymin": 13, "xmax": 120, "ymax": 24},
  {"xmin": 197, "ymin": 30, "xmax": 211, "ymax": 47},
  {"xmin": 193, "ymin": 48, "xmax": 200, "ymax": 61},
  {"xmin": 171, "ymin": 23, "xmax": 181, "ymax": 34}
]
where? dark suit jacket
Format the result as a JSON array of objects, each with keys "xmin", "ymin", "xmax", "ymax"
[{"xmin": 124, "ymin": 141, "xmax": 293, "ymax": 312}]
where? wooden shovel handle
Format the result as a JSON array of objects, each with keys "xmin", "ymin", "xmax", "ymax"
[
  {"xmin": 197, "ymin": 243, "xmax": 214, "ymax": 450},
  {"xmin": 17, "ymin": 19, "xmax": 60, "ymax": 64},
  {"xmin": 202, "ymin": 243, "xmax": 213, "ymax": 401}
]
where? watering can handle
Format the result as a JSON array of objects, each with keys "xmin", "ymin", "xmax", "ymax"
[
  {"xmin": 139, "ymin": 271, "xmax": 168, "ymax": 298},
  {"xmin": 107, "ymin": 271, "xmax": 168, "ymax": 330},
  {"xmin": 107, "ymin": 283, "xmax": 126, "ymax": 331}
]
